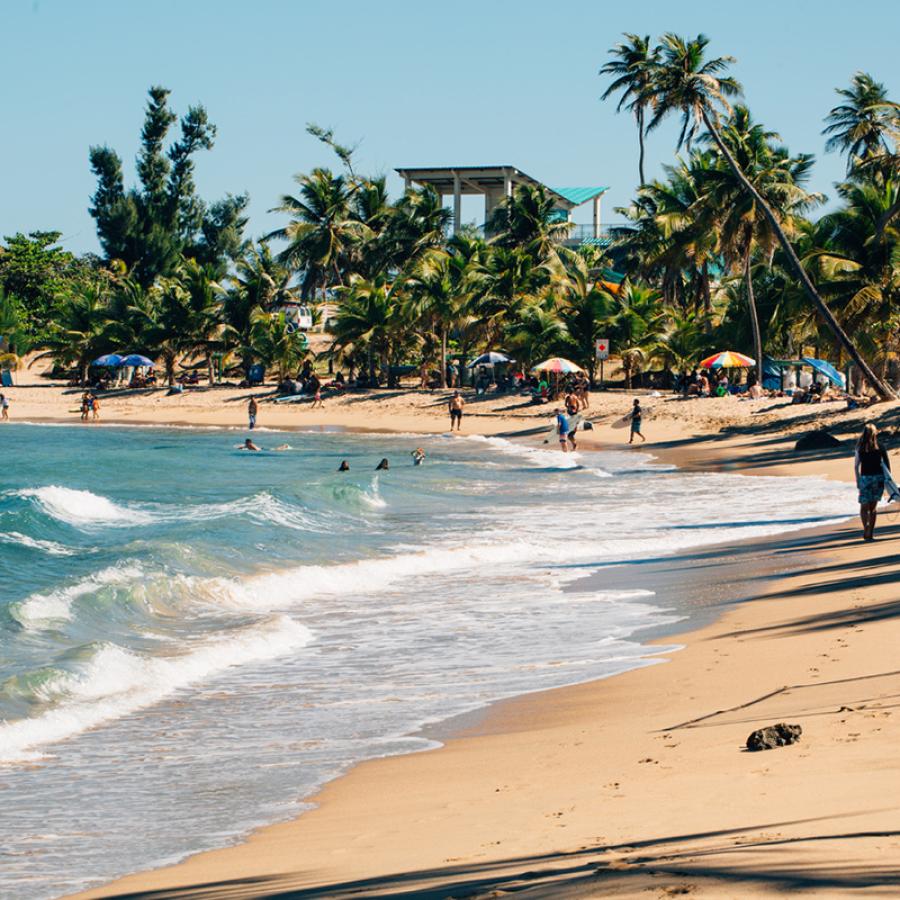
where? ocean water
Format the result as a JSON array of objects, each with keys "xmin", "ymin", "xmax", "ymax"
[{"xmin": 0, "ymin": 423, "xmax": 856, "ymax": 898}]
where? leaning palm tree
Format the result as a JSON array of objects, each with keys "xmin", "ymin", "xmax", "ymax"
[
  {"xmin": 703, "ymin": 106, "xmax": 824, "ymax": 380},
  {"xmin": 644, "ymin": 32, "xmax": 894, "ymax": 399},
  {"xmin": 823, "ymin": 72, "xmax": 894, "ymax": 171},
  {"xmin": 600, "ymin": 34, "xmax": 659, "ymax": 185}
]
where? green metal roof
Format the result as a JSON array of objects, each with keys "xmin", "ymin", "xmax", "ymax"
[{"xmin": 552, "ymin": 186, "xmax": 609, "ymax": 206}]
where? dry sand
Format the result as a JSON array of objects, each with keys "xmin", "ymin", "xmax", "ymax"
[{"xmin": 14, "ymin": 365, "xmax": 897, "ymax": 899}]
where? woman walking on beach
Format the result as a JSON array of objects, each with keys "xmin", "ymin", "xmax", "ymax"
[{"xmin": 855, "ymin": 423, "xmax": 890, "ymax": 541}]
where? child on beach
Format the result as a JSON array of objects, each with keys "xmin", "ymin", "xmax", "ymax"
[
  {"xmin": 0, "ymin": 394, "xmax": 8, "ymax": 421},
  {"xmin": 628, "ymin": 399, "xmax": 644, "ymax": 444},
  {"xmin": 311, "ymin": 387, "xmax": 324, "ymax": 409}
]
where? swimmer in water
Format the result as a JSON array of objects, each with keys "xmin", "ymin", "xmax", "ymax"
[
  {"xmin": 412, "ymin": 448, "xmax": 426, "ymax": 465},
  {"xmin": 338, "ymin": 460, "xmax": 350, "ymax": 471},
  {"xmin": 375, "ymin": 458, "xmax": 389, "ymax": 471},
  {"xmin": 240, "ymin": 438, "xmax": 261, "ymax": 451}
]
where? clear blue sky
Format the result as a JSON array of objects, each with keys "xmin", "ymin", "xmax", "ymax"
[{"xmin": 1, "ymin": 0, "xmax": 897, "ymax": 255}]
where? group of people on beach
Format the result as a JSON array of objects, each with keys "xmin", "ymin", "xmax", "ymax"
[{"xmin": 80, "ymin": 392, "xmax": 100, "ymax": 422}]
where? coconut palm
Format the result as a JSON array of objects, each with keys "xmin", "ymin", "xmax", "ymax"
[
  {"xmin": 703, "ymin": 106, "xmax": 825, "ymax": 379},
  {"xmin": 608, "ymin": 281, "xmax": 666, "ymax": 388},
  {"xmin": 247, "ymin": 308, "xmax": 309, "ymax": 382},
  {"xmin": 268, "ymin": 168, "xmax": 368, "ymax": 300},
  {"xmin": 644, "ymin": 31, "xmax": 893, "ymax": 398},
  {"xmin": 486, "ymin": 184, "xmax": 572, "ymax": 265},
  {"xmin": 600, "ymin": 33, "xmax": 660, "ymax": 185},
  {"xmin": 35, "ymin": 283, "xmax": 111, "ymax": 383},
  {"xmin": 506, "ymin": 300, "xmax": 568, "ymax": 370},
  {"xmin": 823, "ymin": 72, "xmax": 894, "ymax": 170}
]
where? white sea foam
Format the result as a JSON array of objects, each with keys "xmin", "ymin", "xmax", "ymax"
[
  {"xmin": 461, "ymin": 433, "xmax": 610, "ymax": 473},
  {"xmin": 0, "ymin": 615, "xmax": 312, "ymax": 764},
  {"xmin": 0, "ymin": 532, "xmax": 75, "ymax": 556},
  {"xmin": 10, "ymin": 565, "xmax": 145, "ymax": 628},
  {"xmin": 18, "ymin": 486, "xmax": 154, "ymax": 527},
  {"xmin": 16, "ymin": 486, "xmax": 319, "ymax": 532}
]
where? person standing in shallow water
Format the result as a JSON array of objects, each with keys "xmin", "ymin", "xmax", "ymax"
[
  {"xmin": 449, "ymin": 391, "xmax": 464, "ymax": 431},
  {"xmin": 855, "ymin": 423, "xmax": 890, "ymax": 541}
]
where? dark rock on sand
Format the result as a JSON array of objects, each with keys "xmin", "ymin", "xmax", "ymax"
[
  {"xmin": 746, "ymin": 723, "xmax": 802, "ymax": 751},
  {"xmin": 795, "ymin": 430, "xmax": 841, "ymax": 451}
]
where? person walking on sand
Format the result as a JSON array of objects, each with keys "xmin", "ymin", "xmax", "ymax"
[
  {"xmin": 310, "ymin": 386, "xmax": 324, "ymax": 409},
  {"xmin": 449, "ymin": 391, "xmax": 464, "ymax": 431},
  {"xmin": 248, "ymin": 397, "xmax": 258, "ymax": 430},
  {"xmin": 91, "ymin": 393, "xmax": 100, "ymax": 422},
  {"xmin": 855, "ymin": 423, "xmax": 890, "ymax": 541},
  {"xmin": 555, "ymin": 408, "xmax": 570, "ymax": 453},
  {"xmin": 628, "ymin": 399, "xmax": 644, "ymax": 444},
  {"xmin": 0, "ymin": 394, "xmax": 8, "ymax": 421}
]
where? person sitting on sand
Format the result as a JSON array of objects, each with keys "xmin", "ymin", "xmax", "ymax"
[
  {"xmin": 747, "ymin": 381, "xmax": 763, "ymax": 399},
  {"xmin": 855, "ymin": 423, "xmax": 890, "ymax": 542},
  {"xmin": 628, "ymin": 399, "xmax": 645, "ymax": 444},
  {"xmin": 241, "ymin": 438, "xmax": 261, "ymax": 452},
  {"xmin": 338, "ymin": 460, "xmax": 350, "ymax": 471},
  {"xmin": 375, "ymin": 458, "xmax": 389, "ymax": 471},
  {"xmin": 412, "ymin": 448, "xmax": 426, "ymax": 465},
  {"xmin": 698, "ymin": 373, "xmax": 710, "ymax": 397}
]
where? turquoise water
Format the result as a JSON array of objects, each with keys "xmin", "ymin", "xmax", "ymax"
[{"xmin": 0, "ymin": 424, "xmax": 856, "ymax": 898}]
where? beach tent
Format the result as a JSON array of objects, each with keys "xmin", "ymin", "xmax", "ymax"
[
  {"xmin": 762, "ymin": 356, "xmax": 788, "ymax": 391},
  {"xmin": 802, "ymin": 357, "xmax": 845, "ymax": 388}
]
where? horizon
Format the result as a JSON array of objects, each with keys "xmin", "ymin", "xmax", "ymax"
[{"xmin": 2, "ymin": 0, "xmax": 897, "ymax": 255}]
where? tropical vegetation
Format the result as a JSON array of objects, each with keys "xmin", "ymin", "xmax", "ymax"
[{"xmin": 0, "ymin": 48, "xmax": 896, "ymax": 395}]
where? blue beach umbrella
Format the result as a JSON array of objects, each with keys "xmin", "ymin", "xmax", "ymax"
[
  {"xmin": 120, "ymin": 354, "xmax": 155, "ymax": 368},
  {"xmin": 93, "ymin": 353, "xmax": 124, "ymax": 367}
]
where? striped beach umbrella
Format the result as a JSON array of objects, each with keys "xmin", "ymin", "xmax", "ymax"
[
  {"xmin": 531, "ymin": 357, "xmax": 585, "ymax": 374},
  {"xmin": 699, "ymin": 350, "xmax": 755, "ymax": 369}
]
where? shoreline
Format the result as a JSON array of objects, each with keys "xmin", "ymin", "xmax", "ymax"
[{"xmin": 54, "ymin": 400, "xmax": 900, "ymax": 898}]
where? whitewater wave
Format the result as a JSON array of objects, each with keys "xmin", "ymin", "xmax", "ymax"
[
  {"xmin": 17, "ymin": 486, "xmax": 154, "ymax": 527},
  {"xmin": 0, "ymin": 615, "xmax": 312, "ymax": 764},
  {"xmin": 9, "ymin": 564, "xmax": 145, "ymax": 629},
  {"xmin": 15, "ymin": 486, "xmax": 320, "ymax": 532},
  {"xmin": 0, "ymin": 532, "xmax": 75, "ymax": 556},
  {"xmin": 461, "ymin": 434, "xmax": 610, "ymax": 474}
]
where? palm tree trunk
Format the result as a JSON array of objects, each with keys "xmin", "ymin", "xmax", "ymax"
[
  {"xmin": 744, "ymin": 244, "xmax": 763, "ymax": 385},
  {"xmin": 701, "ymin": 108, "xmax": 894, "ymax": 400},
  {"xmin": 440, "ymin": 325, "xmax": 448, "ymax": 389},
  {"xmin": 637, "ymin": 107, "xmax": 646, "ymax": 185},
  {"xmin": 206, "ymin": 351, "xmax": 214, "ymax": 386}
]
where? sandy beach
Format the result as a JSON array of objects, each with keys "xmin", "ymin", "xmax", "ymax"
[{"xmin": 8, "ymin": 370, "xmax": 897, "ymax": 899}]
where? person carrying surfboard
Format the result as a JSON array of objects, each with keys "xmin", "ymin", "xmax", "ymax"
[{"xmin": 628, "ymin": 399, "xmax": 645, "ymax": 444}]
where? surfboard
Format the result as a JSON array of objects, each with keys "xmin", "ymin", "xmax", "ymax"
[
  {"xmin": 610, "ymin": 414, "xmax": 632, "ymax": 430},
  {"xmin": 883, "ymin": 463, "xmax": 900, "ymax": 503}
]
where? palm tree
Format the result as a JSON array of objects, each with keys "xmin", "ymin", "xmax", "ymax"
[
  {"xmin": 645, "ymin": 31, "xmax": 894, "ymax": 399},
  {"xmin": 703, "ymin": 106, "xmax": 824, "ymax": 380},
  {"xmin": 486, "ymin": 184, "xmax": 572, "ymax": 265},
  {"xmin": 609, "ymin": 281, "xmax": 666, "ymax": 388},
  {"xmin": 823, "ymin": 72, "xmax": 894, "ymax": 170},
  {"xmin": 247, "ymin": 309, "xmax": 309, "ymax": 382},
  {"xmin": 558, "ymin": 253, "xmax": 614, "ymax": 382},
  {"xmin": 809, "ymin": 176, "xmax": 900, "ymax": 380},
  {"xmin": 35, "ymin": 283, "xmax": 111, "ymax": 383},
  {"xmin": 0, "ymin": 289, "xmax": 30, "ymax": 370},
  {"xmin": 506, "ymin": 300, "xmax": 568, "ymax": 370},
  {"xmin": 268, "ymin": 168, "xmax": 368, "ymax": 300},
  {"xmin": 179, "ymin": 258, "xmax": 226, "ymax": 384},
  {"xmin": 600, "ymin": 34, "xmax": 659, "ymax": 185}
]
